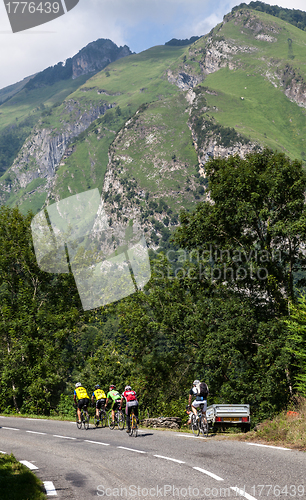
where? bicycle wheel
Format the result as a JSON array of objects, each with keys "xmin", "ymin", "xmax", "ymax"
[
  {"xmin": 76, "ymin": 413, "xmax": 82, "ymax": 430},
  {"xmin": 100, "ymin": 411, "xmax": 107, "ymax": 428},
  {"xmin": 118, "ymin": 411, "xmax": 125, "ymax": 430},
  {"xmin": 191, "ymin": 414, "xmax": 199, "ymax": 436},
  {"xmin": 129, "ymin": 415, "xmax": 134, "ymax": 436},
  {"xmin": 108, "ymin": 411, "xmax": 115, "ymax": 430},
  {"xmin": 84, "ymin": 410, "xmax": 89, "ymax": 430},
  {"xmin": 204, "ymin": 419, "xmax": 209, "ymax": 438},
  {"xmin": 132, "ymin": 414, "xmax": 138, "ymax": 437}
]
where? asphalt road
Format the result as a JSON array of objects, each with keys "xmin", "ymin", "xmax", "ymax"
[{"xmin": 0, "ymin": 416, "xmax": 305, "ymax": 499}]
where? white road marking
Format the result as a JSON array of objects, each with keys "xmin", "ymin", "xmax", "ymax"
[
  {"xmin": 193, "ymin": 467, "xmax": 224, "ymax": 481},
  {"xmin": 26, "ymin": 431, "xmax": 46, "ymax": 435},
  {"xmin": 117, "ymin": 446, "xmax": 146, "ymax": 454},
  {"xmin": 176, "ymin": 433, "xmax": 204, "ymax": 439},
  {"xmin": 26, "ymin": 418, "xmax": 49, "ymax": 421},
  {"xmin": 85, "ymin": 440, "xmax": 110, "ymax": 446},
  {"xmin": 0, "ymin": 451, "xmax": 7, "ymax": 454},
  {"xmin": 230, "ymin": 486, "xmax": 257, "ymax": 500},
  {"xmin": 53, "ymin": 435, "xmax": 76, "ymax": 440},
  {"xmin": 20, "ymin": 460, "xmax": 38, "ymax": 470},
  {"xmin": 246, "ymin": 442, "xmax": 291, "ymax": 450},
  {"xmin": 44, "ymin": 481, "xmax": 57, "ymax": 496},
  {"xmin": 2, "ymin": 426, "xmax": 19, "ymax": 430},
  {"xmin": 154, "ymin": 455, "xmax": 185, "ymax": 464}
]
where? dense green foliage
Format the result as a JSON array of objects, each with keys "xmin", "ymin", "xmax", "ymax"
[
  {"xmin": 25, "ymin": 60, "xmax": 73, "ymax": 90},
  {"xmin": 0, "ymin": 150, "xmax": 305, "ymax": 425},
  {"xmin": 233, "ymin": 1, "xmax": 306, "ymax": 31},
  {"xmin": 0, "ymin": 206, "xmax": 86, "ymax": 414},
  {"xmin": 286, "ymin": 296, "xmax": 306, "ymax": 396},
  {"xmin": 0, "ymin": 453, "xmax": 46, "ymax": 500},
  {"xmin": 165, "ymin": 36, "xmax": 201, "ymax": 46}
]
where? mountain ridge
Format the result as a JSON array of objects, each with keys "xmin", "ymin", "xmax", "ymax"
[{"xmin": 1, "ymin": 5, "xmax": 306, "ymax": 252}]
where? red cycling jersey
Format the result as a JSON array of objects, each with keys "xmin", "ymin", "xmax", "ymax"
[{"xmin": 122, "ymin": 389, "xmax": 137, "ymax": 402}]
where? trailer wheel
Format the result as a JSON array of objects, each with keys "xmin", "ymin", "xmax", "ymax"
[{"xmin": 241, "ymin": 423, "xmax": 250, "ymax": 433}]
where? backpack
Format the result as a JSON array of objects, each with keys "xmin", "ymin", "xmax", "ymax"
[
  {"xmin": 195, "ymin": 382, "xmax": 209, "ymax": 398},
  {"xmin": 125, "ymin": 390, "xmax": 137, "ymax": 402}
]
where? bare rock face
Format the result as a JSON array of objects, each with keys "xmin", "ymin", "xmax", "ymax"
[
  {"xmin": 72, "ymin": 39, "xmax": 133, "ymax": 79},
  {"xmin": 0, "ymin": 101, "xmax": 115, "ymax": 204}
]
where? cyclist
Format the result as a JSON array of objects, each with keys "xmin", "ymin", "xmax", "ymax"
[
  {"xmin": 91, "ymin": 384, "xmax": 107, "ymax": 424},
  {"xmin": 187, "ymin": 379, "xmax": 209, "ymax": 425},
  {"xmin": 105, "ymin": 384, "xmax": 121, "ymax": 425},
  {"xmin": 74, "ymin": 382, "xmax": 90, "ymax": 424},
  {"xmin": 120, "ymin": 385, "xmax": 139, "ymax": 433}
]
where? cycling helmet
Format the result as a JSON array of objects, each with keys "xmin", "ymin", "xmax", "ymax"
[
  {"xmin": 94, "ymin": 384, "xmax": 100, "ymax": 390},
  {"xmin": 75, "ymin": 382, "xmax": 82, "ymax": 388},
  {"xmin": 193, "ymin": 379, "xmax": 200, "ymax": 385},
  {"xmin": 125, "ymin": 385, "xmax": 131, "ymax": 391},
  {"xmin": 109, "ymin": 384, "xmax": 116, "ymax": 389}
]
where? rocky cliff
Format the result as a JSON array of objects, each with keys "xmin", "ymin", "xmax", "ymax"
[
  {"xmin": 71, "ymin": 39, "xmax": 132, "ymax": 79},
  {"xmin": 0, "ymin": 100, "xmax": 115, "ymax": 205},
  {"xmin": 24, "ymin": 39, "xmax": 133, "ymax": 90},
  {"xmin": 167, "ymin": 8, "xmax": 306, "ymax": 110}
]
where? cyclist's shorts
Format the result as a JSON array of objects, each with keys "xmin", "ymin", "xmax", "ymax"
[
  {"xmin": 77, "ymin": 398, "xmax": 89, "ymax": 409},
  {"xmin": 111, "ymin": 399, "xmax": 121, "ymax": 410},
  {"xmin": 96, "ymin": 399, "xmax": 106, "ymax": 410},
  {"xmin": 192, "ymin": 399, "xmax": 207, "ymax": 411}
]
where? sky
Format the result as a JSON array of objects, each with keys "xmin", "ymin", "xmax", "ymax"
[{"xmin": 0, "ymin": 0, "xmax": 306, "ymax": 90}]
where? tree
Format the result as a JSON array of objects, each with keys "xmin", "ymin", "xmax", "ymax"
[
  {"xmin": 286, "ymin": 295, "xmax": 306, "ymax": 396},
  {"xmin": 175, "ymin": 150, "xmax": 306, "ymax": 315},
  {"xmin": 0, "ymin": 206, "xmax": 85, "ymax": 414}
]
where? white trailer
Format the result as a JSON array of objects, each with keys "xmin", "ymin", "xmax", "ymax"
[{"xmin": 206, "ymin": 404, "xmax": 251, "ymax": 432}]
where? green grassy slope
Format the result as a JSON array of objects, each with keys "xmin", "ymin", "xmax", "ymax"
[
  {"xmin": 203, "ymin": 68, "xmax": 306, "ymax": 160},
  {"xmin": 46, "ymin": 46, "xmax": 190, "ymax": 201},
  {"xmin": 190, "ymin": 9, "xmax": 306, "ymax": 162},
  {"xmin": 3, "ymin": 8, "xmax": 306, "ymax": 219},
  {"xmin": 0, "ymin": 74, "xmax": 89, "ymax": 131}
]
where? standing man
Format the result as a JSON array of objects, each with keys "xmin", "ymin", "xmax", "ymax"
[
  {"xmin": 120, "ymin": 385, "xmax": 139, "ymax": 433},
  {"xmin": 105, "ymin": 384, "xmax": 121, "ymax": 425},
  {"xmin": 91, "ymin": 384, "xmax": 107, "ymax": 425},
  {"xmin": 74, "ymin": 382, "xmax": 90, "ymax": 424}
]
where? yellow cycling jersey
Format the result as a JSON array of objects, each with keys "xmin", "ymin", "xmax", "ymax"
[
  {"xmin": 75, "ymin": 386, "xmax": 89, "ymax": 400},
  {"xmin": 94, "ymin": 389, "xmax": 106, "ymax": 400}
]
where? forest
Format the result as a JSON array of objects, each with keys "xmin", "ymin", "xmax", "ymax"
[{"xmin": 0, "ymin": 150, "xmax": 306, "ymax": 425}]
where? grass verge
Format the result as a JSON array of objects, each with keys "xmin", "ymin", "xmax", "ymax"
[
  {"xmin": 235, "ymin": 398, "xmax": 306, "ymax": 451},
  {"xmin": 0, "ymin": 453, "xmax": 46, "ymax": 500}
]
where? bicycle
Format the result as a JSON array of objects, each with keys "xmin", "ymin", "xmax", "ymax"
[
  {"xmin": 191, "ymin": 408, "xmax": 208, "ymax": 437},
  {"xmin": 129, "ymin": 409, "xmax": 138, "ymax": 437},
  {"xmin": 94, "ymin": 406, "xmax": 107, "ymax": 428},
  {"xmin": 76, "ymin": 405, "xmax": 90, "ymax": 430},
  {"xmin": 108, "ymin": 408, "xmax": 125, "ymax": 430}
]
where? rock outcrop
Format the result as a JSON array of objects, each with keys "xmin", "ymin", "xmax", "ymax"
[
  {"xmin": 0, "ymin": 101, "xmax": 115, "ymax": 204},
  {"xmin": 72, "ymin": 39, "xmax": 133, "ymax": 79},
  {"xmin": 141, "ymin": 417, "xmax": 182, "ymax": 429}
]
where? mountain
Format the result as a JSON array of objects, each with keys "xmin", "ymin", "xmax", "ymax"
[
  {"xmin": 24, "ymin": 39, "xmax": 133, "ymax": 89},
  {"xmin": 1, "ymin": 5, "xmax": 306, "ymax": 251},
  {"xmin": 234, "ymin": 1, "xmax": 306, "ymax": 31},
  {"xmin": 0, "ymin": 74, "xmax": 36, "ymax": 105},
  {"xmin": 0, "ymin": 39, "xmax": 133, "ymax": 178}
]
